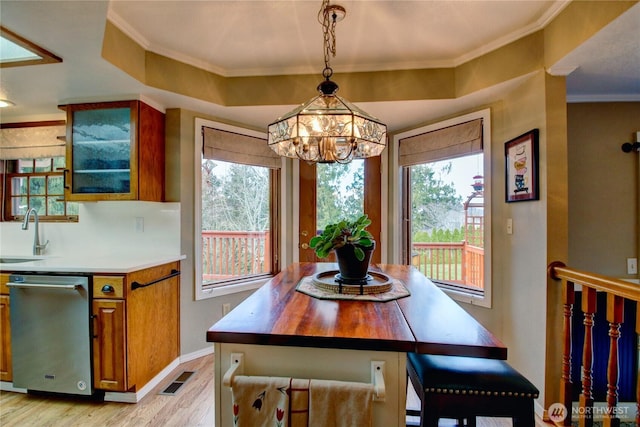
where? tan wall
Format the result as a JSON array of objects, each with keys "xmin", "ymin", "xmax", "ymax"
[
  {"xmin": 567, "ymin": 102, "xmax": 640, "ymax": 277},
  {"xmin": 488, "ymin": 72, "xmax": 557, "ymax": 410}
]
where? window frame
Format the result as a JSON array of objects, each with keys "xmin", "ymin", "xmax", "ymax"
[
  {"xmin": 2, "ymin": 157, "xmax": 79, "ymax": 222},
  {"xmin": 194, "ymin": 119, "xmax": 283, "ymax": 300},
  {"xmin": 393, "ymin": 109, "xmax": 492, "ymax": 307}
]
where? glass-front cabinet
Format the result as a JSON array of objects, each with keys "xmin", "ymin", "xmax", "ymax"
[{"xmin": 62, "ymin": 100, "xmax": 165, "ymax": 201}]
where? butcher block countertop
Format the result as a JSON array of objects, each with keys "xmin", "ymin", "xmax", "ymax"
[
  {"xmin": 207, "ymin": 262, "xmax": 507, "ymax": 359},
  {"xmin": 0, "ymin": 253, "xmax": 185, "ymax": 273}
]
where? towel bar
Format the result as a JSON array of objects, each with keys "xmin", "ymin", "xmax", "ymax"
[
  {"xmin": 222, "ymin": 353, "xmax": 244, "ymax": 387},
  {"xmin": 222, "ymin": 352, "xmax": 386, "ymax": 401}
]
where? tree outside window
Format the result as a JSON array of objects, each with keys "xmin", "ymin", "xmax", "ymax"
[
  {"xmin": 409, "ymin": 153, "xmax": 485, "ymax": 293},
  {"xmin": 201, "ymin": 159, "xmax": 272, "ymax": 284}
]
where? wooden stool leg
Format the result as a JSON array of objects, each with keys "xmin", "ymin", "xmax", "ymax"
[
  {"xmin": 421, "ymin": 396, "xmax": 438, "ymax": 427},
  {"xmin": 423, "ymin": 413, "xmax": 438, "ymax": 427},
  {"xmin": 467, "ymin": 416, "xmax": 477, "ymax": 427}
]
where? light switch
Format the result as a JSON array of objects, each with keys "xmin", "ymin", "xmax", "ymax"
[
  {"xmin": 627, "ymin": 258, "xmax": 638, "ymax": 275},
  {"xmin": 222, "ymin": 303, "xmax": 231, "ymax": 316},
  {"xmin": 506, "ymin": 218, "xmax": 513, "ymax": 235}
]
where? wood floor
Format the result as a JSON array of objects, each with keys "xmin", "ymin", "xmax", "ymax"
[
  {"xmin": 0, "ymin": 353, "xmax": 522, "ymax": 426},
  {"xmin": 0, "ymin": 355, "xmax": 214, "ymax": 427}
]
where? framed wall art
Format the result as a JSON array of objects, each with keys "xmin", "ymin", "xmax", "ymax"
[{"xmin": 505, "ymin": 129, "xmax": 539, "ymax": 202}]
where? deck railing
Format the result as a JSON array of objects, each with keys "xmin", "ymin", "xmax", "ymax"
[
  {"xmin": 548, "ymin": 261, "xmax": 639, "ymax": 427},
  {"xmin": 412, "ymin": 242, "xmax": 484, "ymax": 289},
  {"xmin": 202, "ymin": 230, "xmax": 270, "ymax": 280},
  {"xmin": 202, "ymin": 232, "xmax": 483, "ymax": 288}
]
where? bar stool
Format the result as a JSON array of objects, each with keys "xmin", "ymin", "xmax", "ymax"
[{"xmin": 406, "ymin": 353, "xmax": 539, "ymax": 427}]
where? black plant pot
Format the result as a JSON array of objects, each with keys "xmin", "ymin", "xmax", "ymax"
[{"xmin": 334, "ymin": 242, "xmax": 375, "ymax": 281}]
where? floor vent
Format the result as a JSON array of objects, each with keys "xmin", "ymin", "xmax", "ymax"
[{"xmin": 159, "ymin": 370, "xmax": 196, "ymax": 396}]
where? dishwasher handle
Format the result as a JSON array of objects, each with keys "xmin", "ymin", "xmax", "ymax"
[{"xmin": 7, "ymin": 282, "xmax": 80, "ymax": 291}]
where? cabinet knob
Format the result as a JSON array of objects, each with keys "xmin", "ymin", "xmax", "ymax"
[{"xmin": 101, "ymin": 284, "xmax": 114, "ymax": 293}]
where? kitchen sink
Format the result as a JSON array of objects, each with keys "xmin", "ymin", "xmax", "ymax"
[{"xmin": 0, "ymin": 258, "xmax": 37, "ymax": 264}]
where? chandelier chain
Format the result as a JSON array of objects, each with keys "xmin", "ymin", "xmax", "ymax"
[{"xmin": 319, "ymin": 0, "xmax": 338, "ymax": 78}]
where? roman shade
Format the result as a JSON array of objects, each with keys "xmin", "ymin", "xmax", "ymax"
[
  {"xmin": 399, "ymin": 119, "xmax": 483, "ymax": 166},
  {"xmin": 203, "ymin": 126, "xmax": 281, "ymax": 169},
  {"xmin": 0, "ymin": 124, "xmax": 66, "ymax": 160}
]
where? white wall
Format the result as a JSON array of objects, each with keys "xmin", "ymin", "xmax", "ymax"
[{"xmin": 0, "ymin": 201, "xmax": 180, "ymax": 258}]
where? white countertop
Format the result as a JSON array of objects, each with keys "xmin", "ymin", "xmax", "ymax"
[{"xmin": 0, "ymin": 253, "xmax": 186, "ymax": 274}]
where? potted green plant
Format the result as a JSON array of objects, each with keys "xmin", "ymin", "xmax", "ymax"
[{"xmin": 309, "ymin": 214, "xmax": 375, "ymax": 281}]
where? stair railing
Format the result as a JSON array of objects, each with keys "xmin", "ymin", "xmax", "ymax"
[{"xmin": 548, "ymin": 261, "xmax": 639, "ymax": 427}]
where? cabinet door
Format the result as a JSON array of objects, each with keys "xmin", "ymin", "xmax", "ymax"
[
  {"xmin": 0, "ymin": 295, "xmax": 11, "ymax": 382},
  {"xmin": 65, "ymin": 101, "xmax": 138, "ymax": 201},
  {"xmin": 92, "ymin": 299, "xmax": 127, "ymax": 391}
]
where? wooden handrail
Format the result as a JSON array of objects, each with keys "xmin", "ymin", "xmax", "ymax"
[
  {"xmin": 548, "ymin": 261, "xmax": 640, "ymax": 301},
  {"xmin": 548, "ymin": 261, "xmax": 639, "ymax": 427}
]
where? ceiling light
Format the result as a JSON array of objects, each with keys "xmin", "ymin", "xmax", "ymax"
[
  {"xmin": 267, "ymin": 0, "xmax": 387, "ymax": 164},
  {"xmin": 0, "ymin": 99, "xmax": 15, "ymax": 108}
]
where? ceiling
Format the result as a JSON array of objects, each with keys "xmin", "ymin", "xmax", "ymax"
[{"xmin": 0, "ymin": 0, "xmax": 638, "ymax": 132}]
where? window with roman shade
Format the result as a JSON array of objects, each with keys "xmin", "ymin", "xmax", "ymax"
[
  {"xmin": 197, "ymin": 124, "xmax": 281, "ymax": 297},
  {"xmin": 399, "ymin": 113, "xmax": 491, "ymax": 307},
  {"xmin": 1, "ymin": 122, "xmax": 78, "ymax": 222},
  {"xmin": 202, "ymin": 127, "xmax": 282, "ymax": 169},
  {"xmin": 398, "ymin": 118, "xmax": 483, "ymax": 166}
]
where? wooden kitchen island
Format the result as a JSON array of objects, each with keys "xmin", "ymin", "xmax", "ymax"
[{"xmin": 207, "ymin": 262, "xmax": 506, "ymax": 427}]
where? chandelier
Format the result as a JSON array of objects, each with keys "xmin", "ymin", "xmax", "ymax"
[{"xmin": 267, "ymin": 0, "xmax": 387, "ymax": 164}]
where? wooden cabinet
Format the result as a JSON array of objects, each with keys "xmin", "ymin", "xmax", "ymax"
[
  {"xmin": 0, "ymin": 274, "xmax": 11, "ymax": 382},
  {"xmin": 92, "ymin": 274, "xmax": 126, "ymax": 391},
  {"xmin": 61, "ymin": 100, "xmax": 165, "ymax": 202},
  {"xmin": 92, "ymin": 262, "xmax": 180, "ymax": 392}
]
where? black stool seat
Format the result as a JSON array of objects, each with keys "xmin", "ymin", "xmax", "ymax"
[{"xmin": 407, "ymin": 353, "xmax": 539, "ymax": 427}]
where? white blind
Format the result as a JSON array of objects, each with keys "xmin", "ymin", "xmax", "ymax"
[
  {"xmin": 0, "ymin": 124, "xmax": 66, "ymax": 160},
  {"xmin": 203, "ymin": 127, "xmax": 281, "ymax": 169},
  {"xmin": 399, "ymin": 118, "xmax": 483, "ymax": 166}
]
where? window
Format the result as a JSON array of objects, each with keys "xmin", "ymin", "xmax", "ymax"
[
  {"xmin": 398, "ymin": 110, "xmax": 492, "ymax": 306},
  {"xmin": 195, "ymin": 120, "xmax": 281, "ymax": 299},
  {"xmin": 3, "ymin": 157, "xmax": 79, "ymax": 222},
  {"xmin": 316, "ymin": 160, "xmax": 364, "ymax": 229}
]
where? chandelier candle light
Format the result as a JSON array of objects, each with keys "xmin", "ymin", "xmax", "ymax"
[{"xmin": 267, "ymin": 0, "xmax": 387, "ymax": 164}]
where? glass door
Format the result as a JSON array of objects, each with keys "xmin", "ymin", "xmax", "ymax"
[
  {"xmin": 298, "ymin": 157, "xmax": 382, "ymax": 263},
  {"xmin": 66, "ymin": 101, "xmax": 137, "ymax": 199}
]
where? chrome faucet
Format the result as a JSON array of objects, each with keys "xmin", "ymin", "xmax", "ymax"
[{"xmin": 22, "ymin": 208, "xmax": 49, "ymax": 255}]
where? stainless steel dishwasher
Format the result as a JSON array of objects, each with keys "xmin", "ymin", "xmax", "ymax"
[{"xmin": 8, "ymin": 273, "xmax": 93, "ymax": 396}]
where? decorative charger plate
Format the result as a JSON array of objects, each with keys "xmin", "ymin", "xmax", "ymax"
[
  {"xmin": 295, "ymin": 271, "xmax": 411, "ymax": 302},
  {"xmin": 311, "ymin": 270, "xmax": 393, "ymax": 295}
]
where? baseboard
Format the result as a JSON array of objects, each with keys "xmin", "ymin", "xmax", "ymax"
[
  {"xmin": 179, "ymin": 345, "xmax": 214, "ymax": 363},
  {"xmin": 104, "ymin": 357, "xmax": 181, "ymax": 403},
  {"xmin": 102, "ymin": 348, "xmax": 215, "ymax": 403},
  {"xmin": 535, "ymin": 400, "xmax": 547, "ymax": 421},
  {"xmin": 0, "ymin": 381, "xmax": 26, "ymax": 393},
  {"xmin": 1, "ymin": 350, "xmax": 214, "ymax": 403}
]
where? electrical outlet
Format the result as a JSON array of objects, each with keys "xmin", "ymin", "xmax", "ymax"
[
  {"xmin": 506, "ymin": 218, "xmax": 513, "ymax": 235},
  {"xmin": 135, "ymin": 217, "xmax": 144, "ymax": 233},
  {"xmin": 627, "ymin": 258, "xmax": 638, "ymax": 275},
  {"xmin": 222, "ymin": 303, "xmax": 231, "ymax": 316}
]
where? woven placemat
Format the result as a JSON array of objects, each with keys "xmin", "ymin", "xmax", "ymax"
[{"xmin": 295, "ymin": 275, "xmax": 410, "ymax": 302}]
